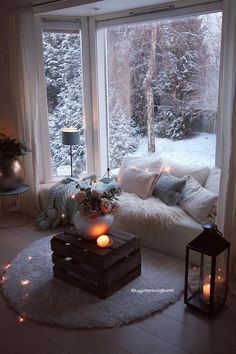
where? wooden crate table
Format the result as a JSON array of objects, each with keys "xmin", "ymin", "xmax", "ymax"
[{"xmin": 51, "ymin": 228, "xmax": 141, "ymax": 299}]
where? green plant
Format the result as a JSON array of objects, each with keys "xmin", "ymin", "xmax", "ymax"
[{"xmin": 0, "ymin": 133, "xmax": 31, "ymax": 159}]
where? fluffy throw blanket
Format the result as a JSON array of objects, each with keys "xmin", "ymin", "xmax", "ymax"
[
  {"xmin": 36, "ymin": 178, "xmax": 87, "ymax": 231},
  {"xmin": 113, "ymin": 192, "xmax": 187, "ymax": 237}
]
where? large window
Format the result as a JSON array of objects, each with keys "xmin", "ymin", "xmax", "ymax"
[
  {"xmin": 38, "ymin": 6, "xmax": 223, "ymax": 181},
  {"xmin": 42, "ymin": 22, "xmax": 86, "ymax": 177},
  {"xmin": 101, "ymin": 11, "xmax": 222, "ymax": 171}
]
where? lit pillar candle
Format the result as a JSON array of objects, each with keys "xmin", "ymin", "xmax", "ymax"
[
  {"xmin": 97, "ymin": 235, "xmax": 110, "ymax": 248},
  {"xmin": 202, "ymin": 283, "xmax": 211, "ymax": 303}
]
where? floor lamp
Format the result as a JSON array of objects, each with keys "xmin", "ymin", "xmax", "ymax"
[{"xmin": 61, "ymin": 128, "xmax": 80, "ymax": 177}]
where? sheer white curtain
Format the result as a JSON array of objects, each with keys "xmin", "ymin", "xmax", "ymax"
[
  {"xmin": 8, "ymin": 4, "xmax": 40, "ymax": 215},
  {"xmin": 217, "ymin": 0, "xmax": 236, "ymax": 289}
]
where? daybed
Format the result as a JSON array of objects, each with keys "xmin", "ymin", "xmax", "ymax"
[{"xmin": 38, "ymin": 156, "xmax": 221, "ymax": 261}]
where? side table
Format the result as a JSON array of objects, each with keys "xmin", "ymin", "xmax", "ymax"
[
  {"xmin": 51, "ymin": 228, "xmax": 141, "ymax": 299},
  {"xmin": 0, "ymin": 184, "xmax": 30, "ymax": 229}
]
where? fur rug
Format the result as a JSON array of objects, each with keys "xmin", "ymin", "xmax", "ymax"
[{"xmin": 2, "ymin": 236, "xmax": 184, "ymax": 329}]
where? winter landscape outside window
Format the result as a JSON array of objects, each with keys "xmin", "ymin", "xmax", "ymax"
[
  {"xmin": 105, "ymin": 12, "xmax": 222, "ymax": 171},
  {"xmin": 42, "ymin": 30, "xmax": 86, "ymax": 177}
]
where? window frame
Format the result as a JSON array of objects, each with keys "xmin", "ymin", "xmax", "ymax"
[{"xmin": 35, "ymin": 15, "xmax": 94, "ymax": 182}]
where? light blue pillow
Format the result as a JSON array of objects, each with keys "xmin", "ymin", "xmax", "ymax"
[{"xmin": 153, "ymin": 173, "xmax": 187, "ymax": 206}]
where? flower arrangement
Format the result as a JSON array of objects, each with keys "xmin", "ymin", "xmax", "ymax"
[
  {"xmin": 0, "ymin": 133, "xmax": 31, "ymax": 159},
  {"xmin": 75, "ymin": 187, "xmax": 119, "ymax": 218}
]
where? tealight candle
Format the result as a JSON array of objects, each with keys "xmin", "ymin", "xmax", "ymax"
[{"xmin": 97, "ymin": 235, "xmax": 110, "ymax": 248}]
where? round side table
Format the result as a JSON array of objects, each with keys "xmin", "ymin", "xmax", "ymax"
[{"xmin": 0, "ymin": 184, "xmax": 30, "ymax": 229}]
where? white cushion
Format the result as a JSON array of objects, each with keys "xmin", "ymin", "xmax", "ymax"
[
  {"xmin": 118, "ymin": 156, "xmax": 163, "ymax": 179},
  {"xmin": 120, "ymin": 167, "xmax": 159, "ymax": 199},
  {"xmin": 162, "ymin": 159, "xmax": 210, "ymax": 186},
  {"xmin": 179, "ymin": 176, "xmax": 218, "ymax": 223},
  {"xmin": 204, "ymin": 167, "xmax": 221, "ymax": 194}
]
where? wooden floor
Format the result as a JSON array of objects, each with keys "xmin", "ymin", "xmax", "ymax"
[{"xmin": 0, "ymin": 222, "xmax": 236, "ymax": 354}]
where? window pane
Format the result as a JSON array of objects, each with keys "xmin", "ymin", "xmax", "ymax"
[
  {"xmin": 42, "ymin": 31, "xmax": 86, "ymax": 177},
  {"xmin": 105, "ymin": 12, "xmax": 222, "ymax": 170}
]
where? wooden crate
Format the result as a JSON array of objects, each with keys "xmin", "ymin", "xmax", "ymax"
[{"xmin": 51, "ymin": 228, "xmax": 141, "ymax": 299}]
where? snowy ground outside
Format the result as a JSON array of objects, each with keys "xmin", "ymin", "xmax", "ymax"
[
  {"xmin": 58, "ymin": 132, "xmax": 216, "ymax": 176},
  {"xmin": 133, "ymin": 132, "xmax": 216, "ymax": 167}
]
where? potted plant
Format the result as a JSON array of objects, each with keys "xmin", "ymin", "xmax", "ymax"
[
  {"xmin": 0, "ymin": 133, "xmax": 31, "ymax": 191},
  {"xmin": 73, "ymin": 187, "xmax": 119, "ymax": 240}
]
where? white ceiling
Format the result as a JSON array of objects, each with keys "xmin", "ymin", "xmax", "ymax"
[{"xmin": 44, "ymin": 0, "xmax": 178, "ymax": 16}]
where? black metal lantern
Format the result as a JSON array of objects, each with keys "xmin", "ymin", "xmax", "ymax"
[{"xmin": 184, "ymin": 224, "xmax": 230, "ymax": 315}]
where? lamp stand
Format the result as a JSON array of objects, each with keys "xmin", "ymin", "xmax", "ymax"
[{"xmin": 70, "ymin": 145, "xmax": 73, "ymax": 177}]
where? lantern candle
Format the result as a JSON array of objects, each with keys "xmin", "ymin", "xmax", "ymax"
[
  {"xmin": 97, "ymin": 235, "xmax": 110, "ymax": 248},
  {"xmin": 216, "ymin": 275, "xmax": 225, "ymax": 292},
  {"xmin": 202, "ymin": 283, "xmax": 211, "ymax": 303}
]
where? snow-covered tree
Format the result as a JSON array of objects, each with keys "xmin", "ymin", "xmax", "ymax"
[{"xmin": 42, "ymin": 32, "xmax": 85, "ymax": 176}]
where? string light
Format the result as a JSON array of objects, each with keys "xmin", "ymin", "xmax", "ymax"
[
  {"xmin": 3, "ymin": 263, "xmax": 11, "ymax": 270},
  {"xmin": 0, "ymin": 275, "xmax": 6, "ymax": 284},
  {"xmin": 71, "ymin": 194, "xmax": 75, "ymax": 199},
  {"xmin": 28, "ymin": 256, "xmax": 32, "ymax": 261},
  {"xmin": 18, "ymin": 316, "xmax": 25, "ymax": 323},
  {"xmin": 20, "ymin": 279, "xmax": 30, "ymax": 286}
]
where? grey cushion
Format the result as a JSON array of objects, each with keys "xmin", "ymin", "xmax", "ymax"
[{"xmin": 153, "ymin": 173, "xmax": 187, "ymax": 206}]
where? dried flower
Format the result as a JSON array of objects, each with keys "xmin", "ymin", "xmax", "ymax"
[
  {"xmin": 75, "ymin": 186, "xmax": 119, "ymax": 217},
  {"xmin": 100, "ymin": 198, "xmax": 112, "ymax": 214},
  {"xmin": 75, "ymin": 191, "xmax": 86, "ymax": 203}
]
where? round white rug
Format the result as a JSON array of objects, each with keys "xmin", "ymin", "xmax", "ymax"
[{"xmin": 2, "ymin": 236, "xmax": 184, "ymax": 328}]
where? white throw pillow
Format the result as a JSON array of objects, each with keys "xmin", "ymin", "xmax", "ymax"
[
  {"xmin": 204, "ymin": 167, "xmax": 221, "ymax": 194},
  {"xmin": 179, "ymin": 176, "xmax": 218, "ymax": 224},
  {"xmin": 162, "ymin": 159, "xmax": 210, "ymax": 186},
  {"xmin": 120, "ymin": 167, "xmax": 159, "ymax": 199},
  {"xmin": 118, "ymin": 156, "xmax": 163, "ymax": 179}
]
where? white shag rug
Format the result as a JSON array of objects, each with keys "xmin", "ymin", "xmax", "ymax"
[{"xmin": 2, "ymin": 236, "xmax": 184, "ymax": 328}]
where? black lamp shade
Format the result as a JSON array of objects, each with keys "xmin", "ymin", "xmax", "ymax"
[{"xmin": 61, "ymin": 128, "xmax": 80, "ymax": 146}]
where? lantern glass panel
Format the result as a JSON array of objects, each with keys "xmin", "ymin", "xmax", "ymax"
[
  {"xmin": 214, "ymin": 250, "xmax": 228, "ymax": 303},
  {"xmin": 187, "ymin": 249, "xmax": 201, "ymax": 300}
]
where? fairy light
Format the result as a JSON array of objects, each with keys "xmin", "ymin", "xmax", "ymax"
[
  {"xmin": 28, "ymin": 256, "xmax": 32, "ymax": 261},
  {"xmin": 61, "ymin": 214, "xmax": 65, "ymax": 218},
  {"xmin": 0, "ymin": 275, "xmax": 6, "ymax": 284},
  {"xmin": 18, "ymin": 316, "xmax": 25, "ymax": 323},
  {"xmin": 3, "ymin": 263, "xmax": 11, "ymax": 270},
  {"xmin": 71, "ymin": 194, "xmax": 75, "ymax": 199},
  {"xmin": 20, "ymin": 279, "xmax": 30, "ymax": 286}
]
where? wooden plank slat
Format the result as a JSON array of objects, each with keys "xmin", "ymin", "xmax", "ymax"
[
  {"xmin": 53, "ymin": 265, "xmax": 141, "ymax": 299},
  {"xmin": 52, "ymin": 251, "xmax": 141, "ymax": 288}
]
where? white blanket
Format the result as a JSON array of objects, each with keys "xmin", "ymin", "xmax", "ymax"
[{"xmin": 113, "ymin": 192, "xmax": 186, "ymax": 232}]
